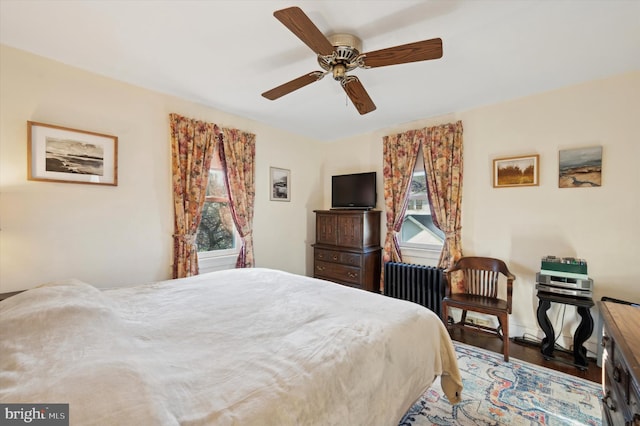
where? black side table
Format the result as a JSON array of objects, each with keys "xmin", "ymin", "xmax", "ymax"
[{"xmin": 536, "ymin": 291, "xmax": 594, "ymax": 370}]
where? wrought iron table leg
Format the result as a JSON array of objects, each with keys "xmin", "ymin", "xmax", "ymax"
[
  {"xmin": 536, "ymin": 298, "xmax": 555, "ymax": 357},
  {"xmin": 573, "ymin": 306, "xmax": 594, "ymax": 368}
]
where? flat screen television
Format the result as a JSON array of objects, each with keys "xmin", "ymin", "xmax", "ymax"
[{"xmin": 331, "ymin": 172, "xmax": 376, "ymax": 209}]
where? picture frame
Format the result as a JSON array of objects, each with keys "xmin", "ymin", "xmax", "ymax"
[
  {"xmin": 493, "ymin": 154, "xmax": 539, "ymax": 188},
  {"xmin": 558, "ymin": 146, "xmax": 602, "ymax": 188},
  {"xmin": 270, "ymin": 167, "xmax": 290, "ymax": 201},
  {"xmin": 27, "ymin": 121, "xmax": 118, "ymax": 186}
]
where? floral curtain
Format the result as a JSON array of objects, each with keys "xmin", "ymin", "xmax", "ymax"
[
  {"xmin": 382, "ymin": 130, "xmax": 422, "ymax": 265},
  {"xmin": 218, "ymin": 127, "xmax": 256, "ymax": 268},
  {"xmin": 169, "ymin": 113, "xmax": 216, "ymax": 278},
  {"xmin": 422, "ymin": 120, "xmax": 464, "ymax": 270}
]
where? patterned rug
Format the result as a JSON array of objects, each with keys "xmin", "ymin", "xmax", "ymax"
[{"xmin": 400, "ymin": 342, "xmax": 603, "ymax": 426}]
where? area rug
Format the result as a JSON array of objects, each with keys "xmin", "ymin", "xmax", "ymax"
[{"xmin": 400, "ymin": 342, "xmax": 603, "ymax": 426}]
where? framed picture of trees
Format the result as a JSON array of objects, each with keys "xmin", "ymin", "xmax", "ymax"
[{"xmin": 493, "ymin": 154, "xmax": 539, "ymax": 188}]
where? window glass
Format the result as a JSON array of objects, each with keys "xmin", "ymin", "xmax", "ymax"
[
  {"xmin": 400, "ymin": 150, "xmax": 445, "ymax": 248},
  {"xmin": 196, "ymin": 153, "xmax": 235, "ymax": 252}
]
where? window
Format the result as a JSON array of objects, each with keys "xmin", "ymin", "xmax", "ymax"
[
  {"xmin": 196, "ymin": 152, "xmax": 238, "ymax": 270},
  {"xmin": 399, "ymin": 149, "xmax": 444, "ymax": 264}
]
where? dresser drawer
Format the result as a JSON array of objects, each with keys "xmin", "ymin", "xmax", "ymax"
[
  {"xmin": 602, "ymin": 366, "xmax": 640, "ymax": 425},
  {"xmin": 315, "ymin": 248, "xmax": 363, "ymax": 267},
  {"xmin": 315, "ymin": 248, "xmax": 340, "ymax": 263},
  {"xmin": 614, "ymin": 348, "xmax": 631, "ymax": 404},
  {"xmin": 314, "ymin": 260, "xmax": 362, "ymax": 287},
  {"xmin": 603, "ymin": 365, "xmax": 630, "ymax": 425},
  {"xmin": 339, "ymin": 252, "xmax": 362, "ymax": 267}
]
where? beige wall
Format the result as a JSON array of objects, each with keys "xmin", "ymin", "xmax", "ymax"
[
  {"xmin": 322, "ymin": 71, "xmax": 640, "ymax": 349},
  {"xmin": 2, "ymin": 44, "xmax": 638, "ymax": 351},
  {"xmin": 0, "ymin": 45, "xmax": 323, "ymax": 291}
]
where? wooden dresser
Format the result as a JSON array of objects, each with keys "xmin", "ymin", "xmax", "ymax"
[
  {"xmin": 312, "ymin": 209, "xmax": 381, "ymax": 293},
  {"xmin": 599, "ymin": 301, "xmax": 640, "ymax": 425}
]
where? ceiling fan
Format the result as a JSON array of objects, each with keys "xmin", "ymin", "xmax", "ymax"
[{"xmin": 261, "ymin": 6, "xmax": 443, "ymax": 115}]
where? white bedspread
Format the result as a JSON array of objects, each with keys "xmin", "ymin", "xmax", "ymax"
[{"xmin": 0, "ymin": 268, "xmax": 462, "ymax": 425}]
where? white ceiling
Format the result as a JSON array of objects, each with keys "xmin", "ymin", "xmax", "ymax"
[{"xmin": 1, "ymin": 0, "xmax": 639, "ymax": 142}]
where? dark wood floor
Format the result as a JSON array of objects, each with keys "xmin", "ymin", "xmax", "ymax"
[{"xmin": 448, "ymin": 328, "xmax": 602, "ymax": 383}]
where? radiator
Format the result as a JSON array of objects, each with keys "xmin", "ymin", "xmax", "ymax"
[{"xmin": 383, "ymin": 262, "xmax": 446, "ymax": 318}]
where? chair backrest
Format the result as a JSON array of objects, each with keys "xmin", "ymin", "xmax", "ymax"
[{"xmin": 447, "ymin": 256, "xmax": 515, "ymax": 302}]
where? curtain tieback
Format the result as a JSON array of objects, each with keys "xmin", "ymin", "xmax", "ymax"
[
  {"xmin": 444, "ymin": 226, "xmax": 462, "ymax": 236},
  {"xmin": 173, "ymin": 233, "xmax": 197, "ymax": 244}
]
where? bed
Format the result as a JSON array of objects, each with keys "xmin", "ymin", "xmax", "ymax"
[{"xmin": 0, "ymin": 268, "xmax": 462, "ymax": 425}]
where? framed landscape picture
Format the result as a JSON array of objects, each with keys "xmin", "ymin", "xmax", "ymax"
[
  {"xmin": 493, "ymin": 154, "xmax": 539, "ymax": 188},
  {"xmin": 558, "ymin": 146, "xmax": 602, "ymax": 188},
  {"xmin": 270, "ymin": 167, "xmax": 290, "ymax": 201},
  {"xmin": 27, "ymin": 121, "xmax": 118, "ymax": 186}
]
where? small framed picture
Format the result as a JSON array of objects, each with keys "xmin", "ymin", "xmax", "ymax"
[
  {"xmin": 270, "ymin": 167, "xmax": 290, "ymax": 201},
  {"xmin": 493, "ymin": 154, "xmax": 539, "ymax": 188},
  {"xmin": 27, "ymin": 121, "xmax": 118, "ymax": 186},
  {"xmin": 559, "ymin": 146, "xmax": 602, "ymax": 188}
]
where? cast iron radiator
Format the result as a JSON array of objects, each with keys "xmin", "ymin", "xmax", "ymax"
[{"xmin": 383, "ymin": 262, "xmax": 446, "ymax": 318}]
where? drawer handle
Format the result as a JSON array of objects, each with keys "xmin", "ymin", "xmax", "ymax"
[
  {"xmin": 347, "ymin": 272, "xmax": 358, "ymax": 279},
  {"xmin": 316, "ymin": 266, "xmax": 325, "ymax": 272},
  {"xmin": 332, "ymin": 255, "xmax": 338, "ymax": 260},
  {"xmin": 613, "ymin": 366, "xmax": 621, "ymax": 383},
  {"xmin": 602, "ymin": 391, "xmax": 617, "ymax": 412}
]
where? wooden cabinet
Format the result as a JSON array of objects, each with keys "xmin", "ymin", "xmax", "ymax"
[
  {"xmin": 313, "ymin": 210, "xmax": 382, "ymax": 292},
  {"xmin": 599, "ymin": 301, "xmax": 640, "ymax": 426}
]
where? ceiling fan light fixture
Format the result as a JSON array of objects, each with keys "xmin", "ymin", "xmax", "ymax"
[
  {"xmin": 332, "ymin": 64, "xmax": 346, "ymax": 80},
  {"xmin": 263, "ymin": 7, "xmax": 443, "ymax": 115}
]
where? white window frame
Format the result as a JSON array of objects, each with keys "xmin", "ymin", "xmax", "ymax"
[
  {"xmin": 197, "ymin": 241, "xmax": 239, "ymax": 273},
  {"xmin": 399, "ymin": 245, "xmax": 442, "ymax": 268}
]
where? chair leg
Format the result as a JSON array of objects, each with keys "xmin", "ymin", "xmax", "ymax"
[
  {"xmin": 441, "ymin": 302, "xmax": 449, "ymax": 326},
  {"xmin": 501, "ymin": 313, "xmax": 509, "ymax": 362},
  {"xmin": 460, "ymin": 310, "xmax": 468, "ymax": 325}
]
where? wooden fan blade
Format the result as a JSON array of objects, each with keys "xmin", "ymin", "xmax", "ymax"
[
  {"xmin": 274, "ymin": 7, "xmax": 334, "ymax": 56},
  {"xmin": 362, "ymin": 38, "xmax": 443, "ymax": 68},
  {"xmin": 262, "ymin": 72, "xmax": 324, "ymax": 100},
  {"xmin": 342, "ymin": 77, "xmax": 376, "ymax": 115}
]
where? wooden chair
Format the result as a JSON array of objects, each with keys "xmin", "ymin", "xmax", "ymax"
[{"xmin": 441, "ymin": 256, "xmax": 516, "ymax": 361}]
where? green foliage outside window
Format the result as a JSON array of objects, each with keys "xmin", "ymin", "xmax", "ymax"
[
  {"xmin": 196, "ymin": 168, "xmax": 235, "ymax": 252},
  {"xmin": 197, "ymin": 202, "xmax": 234, "ymax": 252}
]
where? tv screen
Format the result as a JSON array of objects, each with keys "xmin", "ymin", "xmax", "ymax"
[{"xmin": 331, "ymin": 172, "xmax": 376, "ymax": 209}]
